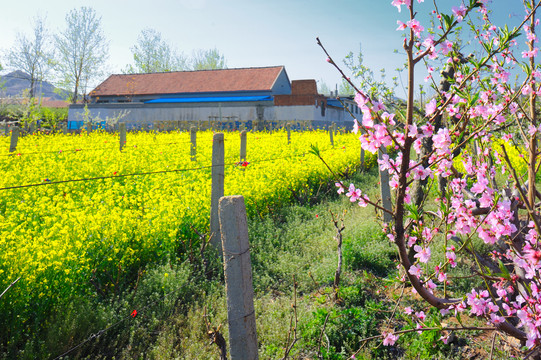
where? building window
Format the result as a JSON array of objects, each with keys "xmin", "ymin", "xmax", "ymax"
[{"xmin": 321, "ymin": 101, "xmax": 326, "ymax": 117}]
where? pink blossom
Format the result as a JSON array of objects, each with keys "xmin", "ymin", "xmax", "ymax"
[
  {"xmin": 346, "ymin": 184, "xmax": 362, "ymax": 202},
  {"xmin": 426, "ymin": 279, "xmax": 437, "ymax": 292},
  {"xmin": 440, "ymin": 308, "xmax": 450, "ymax": 316},
  {"xmin": 372, "ymin": 101, "xmax": 385, "ymax": 112},
  {"xmin": 479, "ymin": 191, "xmax": 493, "ymax": 208},
  {"xmin": 524, "ymin": 248, "xmax": 541, "ymax": 266},
  {"xmin": 440, "ymin": 334, "xmax": 451, "ymax": 344},
  {"xmin": 404, "ymin": 306, "xmax": 413, "ymax": 315},
  {"xmin": 354, "ymin": 92, "xmax": 368, "ymax": 108},
  {"xmin": 446, "ymin": 251, "xmax": 457, "ymax": 267},
  {"xmin": 437, "ymin": 271, "xmax": 447, "ymax": 282},
  {"xmin": 396, "ymin": 20, "xmax": 407, "ymax": 31},
  {"xmin": 414, "ymin": 245, "xmax": 431, "ymax": 263},
  {"xmin": 391, "ymin": 0, "xmax": 411, "ymax": 12},
  {"xmin": 407, "ymin": 19, "xmax": 424, "ymax": 37},
  {"xmin": 409, "ymin": 264, "xmax": 422, "ymax": 277},
  {"xmin": 425, "ymin": 98, "xmax": 437, "ymax": 116},
  {"xmin": 382, "ymin": 332, "xmax": 399, "ymax": 346},
  {"xmin": 421, "ymin": 123, "xmax": 434, "ymax": 136},
  {"xmin": 432, "ymin": 128, "xmax": 452, "ymax": 155},
  {"xmin": 522, "ymin": 48, "xmax": 539, "ymax": 58},
  {"xmin": 523, "ymin": 84, "xmax": 533, "ymax": 95},
  {"xmin": 470, "ymin": 176, "xmax": 488, "ymax": 194},
  {"xmin": 358, "ymin": 195, "xmax": 369, "ymax": 207},
  {"xmin": 413, "ymin": 139, "xmax": 423, "ymax": 154},
  {"xmin": 452, "ymin": 4, "xmax": 467, "ymax": 22},
  {"xmin": 381, "ymin": 111, "xmax": 396, "ymax": 125},
  {"xmin": 410, "ymin": 165, "xmax": 431, "ymax": 181},
  {"xmin": 439, "ymin": 40, "xmax": 454, "ymax": 55}
]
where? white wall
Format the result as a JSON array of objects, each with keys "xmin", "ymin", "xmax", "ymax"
[{"xmin": 68, "ymin": 102, "xmax": 354, "ymax": 128}]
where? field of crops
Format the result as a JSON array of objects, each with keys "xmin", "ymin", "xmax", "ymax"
[{"xmin": 0, "ymin": 128, "xmax": 367, "ymax": 340}]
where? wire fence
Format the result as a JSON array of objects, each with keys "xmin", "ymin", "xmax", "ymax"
[
  {"xmin": 0, "ymin": 150, "xmax": 326, "ymax": 192},
  {"xmin": 1, "ymin": 129, "xmax": 355, "ymax": 359},
  {"xmin": 0, "ymin": 125, "xmax": 333, "ymax": 157}
]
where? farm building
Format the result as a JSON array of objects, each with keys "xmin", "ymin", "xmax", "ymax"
[{"xmin": 67, "ymin": 66, "xmax": 355, "ymax": 130}]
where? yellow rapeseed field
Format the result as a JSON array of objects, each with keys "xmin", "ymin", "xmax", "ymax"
[{"xmin": 0, "ymin": 128, "xmax": 366, "ymax": 324}]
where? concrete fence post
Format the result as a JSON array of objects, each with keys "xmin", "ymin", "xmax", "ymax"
[
  {"xmin": 119, "ymin": 123, "xmax": 127, "ymax": 151},
  {"xmin": 62, "ymin": 124, "xmax": 68, "ymax": 135},
  {"xmin": 219, "ymin": 195, "xmax": 259, "ymax": 360},
  {"xmin": 329, "ymin": 122, "xmax": 335, "ymax": 147},
  {"xmin": 9, "ymin": 127, "xmax": 19, "ymax": 153},
  {"xmin": 190, "ymin": 126, "xmax": 197, "ymax": 161},
  {"xmin": 287, "ymin": 124, "xmax": 291, "ymax": 144},
  {"xmin": 378, "ymin": 148, "xmax": 393, "ymax": 223},
  {"xmin": 240, "ymin": 130, "xmax": 247, "ymax": 162},
  {"xmin": 210, "ymin": 133, "xmax": 225, "ymax": 252},
  {"xmin": 3, "ymin": 123, "xmax": 8, "ymax": 136},
  {"xmin": 86, "ymin": 122, "xmax": 92, "ymax": 135}
]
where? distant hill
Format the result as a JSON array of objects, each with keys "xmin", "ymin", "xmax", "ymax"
[{"xmin": 0, "ymin": 70, "xmax": 68, "ymax": 101}]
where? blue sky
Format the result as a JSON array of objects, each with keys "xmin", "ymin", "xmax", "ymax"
[{"xmin": 0, "ymin": 0, "xmax": 531, "ymax": 96}]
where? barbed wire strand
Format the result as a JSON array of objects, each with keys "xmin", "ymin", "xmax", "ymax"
[
  {"xmin": 0, "ymin": 139, "xmax": 201, "ymax": 157},
  {"xmin": 0, "ymin": 147, "xmax": 339, "ymax": 191}
]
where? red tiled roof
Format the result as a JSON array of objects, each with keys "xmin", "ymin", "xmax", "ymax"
[{"xmin": 90, "ymin": 66, "xmax": 286, "ymax": 97}]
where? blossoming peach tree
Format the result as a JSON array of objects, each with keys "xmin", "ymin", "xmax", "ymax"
[{"xmin": 321, "ymin": 0, "xmax": 541, "ymax": 355}]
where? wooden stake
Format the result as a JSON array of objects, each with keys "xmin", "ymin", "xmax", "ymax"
[
  {"xmin": 119, "ymin": 123, "xmax": 127, "ymax": 151},
  {"xmin": 9, "ymin": 127, "xmax": 19, "ymax": 153},
  {"xmin": 240, "ymin": 130, "xmax": 247, "ymax": 162},
  {"xmin": 210, "ymin": 133, "xmax": 225, "ymax": 252},
  {"xmin": 190, "ymin": 126, "xmax": 197, "ymax": 161},
  {"xmin": 219, "ymin": 195, "xmax": 259, "ymax": 360}
]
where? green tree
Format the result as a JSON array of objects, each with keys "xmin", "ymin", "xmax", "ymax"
[
  {"xmin": 338, "ymin": 79, "xmax": 355, "ymax": 96},
  {"xmin": 124, "ymin": 28, "xmax": 188, "ymax": 73},
  {"xmin": 55, "ymin": 7, "xmax": 109, "ymax": 103},
  {"xmin": 190, "ymin": 48, "xmax": 227, "ymax": 70},
  {"xmin": 7, "ymin": 14, "xmax": 54, "ymax": 99},
  {"xmin": 343, "ymin": 47, "xmax": 397, "ymax": 103},
  {"xmin": 317, "ymin": 79, "xmax": 331, "ymax": 96}
]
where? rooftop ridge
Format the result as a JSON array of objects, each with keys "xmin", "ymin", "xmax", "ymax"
[{"xmin": 109, "ymin": 65, "xmax": 285, "ymax": 77}]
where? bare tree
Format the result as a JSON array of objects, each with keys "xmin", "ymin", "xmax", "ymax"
[
  {"xmin": 7, "ymin": 14, "xmax": 54, "ymax": 99},
  {"xmin": 55, "ymin": 7, "xmax": 108, "ymax": 103},
  {"xmin": 191, "ymin": 48, "xmax": 227, "ymax": 70},
  {"xmin": 124, "ymin": 28, "xmax": 188, "ymax": 74}
]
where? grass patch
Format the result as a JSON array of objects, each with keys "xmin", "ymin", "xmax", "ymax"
[{"xmin": 8, "ymin": 164, "xmax": 509, "ymax": 359}]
